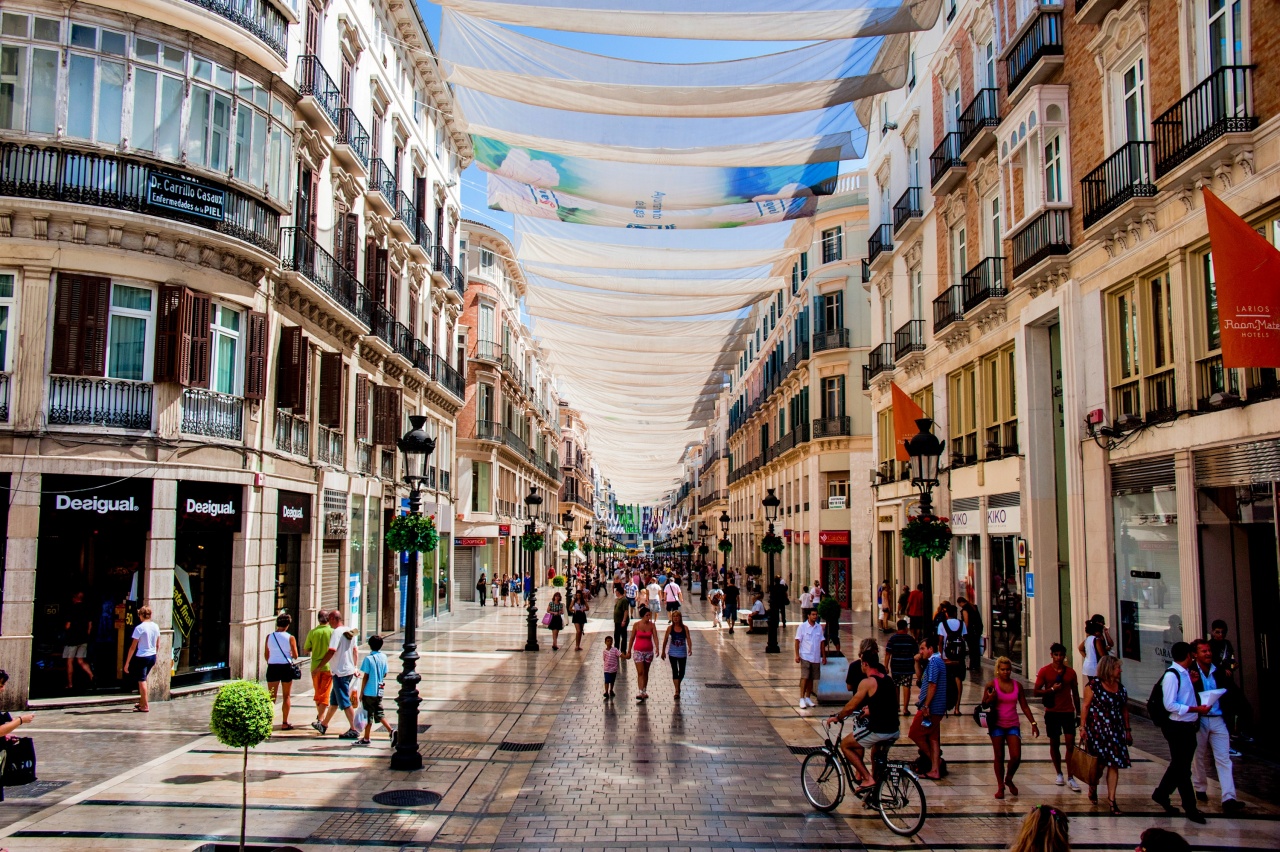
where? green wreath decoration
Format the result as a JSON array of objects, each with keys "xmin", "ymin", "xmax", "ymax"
[
  {"xmin": 901, "ymin": 514, "xmax": 952, "ymax": 560},
  {"xmin": 561, "ymin": 539, "xmax": 577, "ymax": 553},
  {"xmin": 521, "ymin": 531, "xmax": 545, "ymax": 552},
  {"xmin": 761, "ymin": 533, "xmax": 785, "ymax": 555},
  {"xmin": 717, "ymin": 539, "xmax": 733, "ymax": 554},
  {"xmin": 385, "ymin": 513, "xmax": 439, "ymax": 553}
]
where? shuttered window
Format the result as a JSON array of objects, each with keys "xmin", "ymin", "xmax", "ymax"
[
  {"xmin": 51, "ymin": 272, "xmax": 110, "ymax": 376},
  {"xmin": 318, "ymin": 351, "xmax": 345, "ymax": 429},
  {"xmin": 342, "ymin": 213, "xmax": 359, "ymax": 274},
  {"xmin": 243, "ymin": 310, "xmax": 267, "ymax": 399},
  {"xmin": 276, "ymin": 325, "xmax": 309, "ymax": 415},
  {"xmin": 354, "ymin": 374, "xmax": 370, "ymax": 440},
  {"xmin": 372, "ymin": 384, "xmax": 401, "ymax": 446},
  {"xmin": 153, "ymin": 285, "xmax": 211, "ymax": 387}
]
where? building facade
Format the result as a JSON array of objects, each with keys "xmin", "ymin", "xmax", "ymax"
[{"xmin": 0, "ymin": 0, "xmax": 468, "ymax": 707}]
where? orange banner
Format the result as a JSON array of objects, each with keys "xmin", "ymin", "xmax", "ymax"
[
  {"xmin": 1203, "ymin": 188, "xmax": 1280, "ymax": 368},
  {"xmin": 890, "ymin": 382, "xmax": 924, "ymax": 462}
]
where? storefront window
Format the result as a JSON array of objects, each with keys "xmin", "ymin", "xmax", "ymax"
[
  {"xmin": 438, "ymin": 537, "xmax": 451, "ymax": 614},
  {"xmin": 349, "ymin": 495, "xmax": 365, "ymax": 636},
  {"xmin": 365, "ymin": 501, "xmax": 380, "ymax": 631},
  {"xmin": 173, "ymin": 481, "xmax": 239, "ymax": 686},
  {"xmin": 954, "ymin": 535, "xmax": 980, "ymax": 605},
  {"xmin": 1114, "ymin": 485, "xmax": 1181, "ymax": 700},
  {"xmin": 989, "ymin": 535, "xmax": 1022, "ymax": 669}
]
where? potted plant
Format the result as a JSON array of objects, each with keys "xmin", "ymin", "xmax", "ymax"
[
  {"xmin": 550, "ymin": 574, "xmax": 567, "ymax": 588},
  {"xmin": 817, "ymin": 595, "xmax": 843, "ymax": 655},
  {"xmin": 744, "ymin": 565, "xmax": 762, "ymax": 577},
  {"xmin": 901, "ymin": 514, "xmax": 952, "ymax": 560},
  {"xmin": 717, "ymin": 539, "xmax": 732, "ymax": 554},
  {"xmin": 385, "ymin": 513, "xmax": 439, "ymax": 553},
  {"xmin": 561, "ymin": 539, "xmax": 577, "ymax": 553},
  {"xmin": 206, "ymin": 680, "xmax": 276, "ymax": 852}
]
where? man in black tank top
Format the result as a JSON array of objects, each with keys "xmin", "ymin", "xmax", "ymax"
[{"xmin": 827, "ymin": 651, "xmax": 901, "ymax": 790}]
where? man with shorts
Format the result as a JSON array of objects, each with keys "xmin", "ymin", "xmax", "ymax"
[
  {"xmin": 795, "ymin": 608, "xmax": 827, "ymax": 709},
  {"xmin": 884, "ymin": 619, "xmax": 919, "ymax": 716},
  {"xmin": 664, "ymin": 575, "xmax": 683, "ymax": 615},
  {"xmin": 723, "ymin": 578, "xmax": 740, "ymax": 635},
  {"xmin": 303, "ymin": 609, "xmax": 333, "ymax": 724},
  {"xmin": 906, "ymin": 584, "xmax": 926, "ymax": 639},
  {"xmin": 1034, "ymin": 642, "xmax": 1081, "ymax": 790},
  {"xmin": 908, "ymin": 634, "xmax": 947, "ymax": 780},
  {"xmin": 828, "ymin": 651, "xmax": 900, "ymax": 790},
  {"xmin": 62, "ymin": 590, "xmax": 95, "ymax": 691},
  {"xmin": 313, "ymin": 610, "xmax": 360, "ymax": 737}
]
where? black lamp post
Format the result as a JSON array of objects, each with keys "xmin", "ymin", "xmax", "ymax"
[
  {"xmin": 762, "ymin": 488, "xmax": 782, "ymax": 653},
  {"xmin": 719, "ymin": 510, "xmax": 730, "ymax": 583},
  {"xmin": 905, "ymin": 418, "xmax": 945, "ymax": 624},
  {"xmin": 524, "ymin": 486, "xmax": 543, "ymax": 652},
  {"xmin": 698, "ymin": 520, "xmax": 709, "ymax": 599},
  {"xmin": 583, "ymin": 520, "xmax": 592, "ymax": 588},
  {"xmin": 561, "ymin": 510, "xmax": 574, "ymax": 600},
  {"xmin": 391, "ymin": 415, "xmax": 435, "ymax": 771}
]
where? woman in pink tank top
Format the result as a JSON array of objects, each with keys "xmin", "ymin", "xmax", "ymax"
[{"xmin": 981, "ymin": 656, "xmax": 1039, "ymax": 799}]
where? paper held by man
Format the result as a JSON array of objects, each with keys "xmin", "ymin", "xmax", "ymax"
[{"xmin": 1199, "ymin": 688, "xmax": 1227, "ymax": 708}]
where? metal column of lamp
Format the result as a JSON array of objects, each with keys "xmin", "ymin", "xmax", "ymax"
[
  {"xmin": 719, "ymin": 510, "xmax": 730, "ymax": 583},
  {"xmin": 762, "ymin": 488, "xmax": 782, "ymax": 654},
  {"xmin": 391, "ymin": 415, "xmax": 435, "ymax": 771},
  {"xmin": 905, "ymin": 418, "xmax": 945, "ymax": 623},
  {"xmin": 698, "ymin": 520, "xmax": 710, "ymax": 599},
  {"xmin": 524, "ymin": 486, "xmax": 544, "ymax": 653},
  {"xmin": 561, "ymin": 510, "xmax": 575, "ymax": 600},
  {"xmin": 583, "ymin": 520, "xmax": 592, "ymax": 588}
]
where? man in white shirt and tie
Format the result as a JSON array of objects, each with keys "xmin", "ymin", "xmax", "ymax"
[{"xmin": 1152, "ymin": 641, "xmax": 1210, "ymax": 824}]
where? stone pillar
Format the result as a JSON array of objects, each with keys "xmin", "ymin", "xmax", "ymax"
[
  {"xmin": 230, "ymin": 480, "xmax": 271, "ymax": 684},
  {"xmin": 0, "ymin": 466, "xmax": 41, "ymax": 710},
  {"xmin": 147, "ymin": 479, "xmax": 177, "ymax": 702}
]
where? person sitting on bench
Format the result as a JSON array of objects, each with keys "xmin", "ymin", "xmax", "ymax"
[{"xmin": 748, "ymin": 593, "xmax": 767, "ymax": 630}]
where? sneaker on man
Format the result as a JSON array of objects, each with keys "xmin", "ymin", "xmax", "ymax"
[
  {"xmin": 310, "ymin": 720, "xmax": 327, "ymax": 735},
  {"xmin": 338, "ymin": 729, "xmax": 359, "ymax": 739},
  {"xmin": 1228, "ymin": 748, "xmax": 1242, "ymax": 757},
  {"xmin": 798, "ymin": 699, "xmax": 809, "ymax": 710},
  {"xmin": 1054, "ymin": 774, "xmax": 1064, "ymax": 786},
  {"xmin": 1067, "ymin": 777, "xmax": 1081, "ymax": 792}
]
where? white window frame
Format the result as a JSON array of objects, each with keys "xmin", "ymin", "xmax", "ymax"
[
  {"xmin": 911, "ymin": 266, "xmax": 923, "ymax": 321},
  {"xmin": 1044, "ymin": 133, "xmax": 1063, "ymax": 203},
  {"xmin": 106, "ymin": 281, "xmax": 155, "ymax": 382},
  {"xmin": 209, "ymin": 303, "xmax": 243, "ymax": 396},
  {"xmin": 986, "ymin": 192, "xmax": 1002, "ymax": 257},
  {"xmin": 0, "ymin": 269, "xmax": 18, "ymax": 373},
  {"xmin": 952, "ymin": 225, "xmax": 967, "ymax": 284}
]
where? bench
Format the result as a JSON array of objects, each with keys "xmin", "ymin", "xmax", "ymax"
[{"xmin": 740, "ymin": 612, "xmax": 768, "ymax": 633}]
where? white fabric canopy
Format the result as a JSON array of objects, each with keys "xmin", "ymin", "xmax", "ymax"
[
  {"xmin": 518, "ymin": 233, "xmax": 795, "ymax": 269},
  {"xmin": 524, "ymin": 265, "xmax": 787, "ymax": 296},
  {"xmin": 443, "ymin": 11, "xmax": 902, "ymax": 117},
  {"xmin": 533, "ymin": 315, "xmax": 751, "ymax": 339},
  {"xmin": 436, "ymin": 0, "xmax": 942, "ymax": 40},
  {"xmin": 525, "ymin": 284, "xmax": 761, "ymax": 318},
  {"xmin": 534, "ymin": 320, "xmax": 746, "ymax": 355}
]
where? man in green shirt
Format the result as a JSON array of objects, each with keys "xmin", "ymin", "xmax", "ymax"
[
  {"xmin": 302, "ymin": 609, "xmax": 334, "ymax": 724},
  {"xmin": 612, "ymin": 586, "xmax": 630, "ymax": 650}
]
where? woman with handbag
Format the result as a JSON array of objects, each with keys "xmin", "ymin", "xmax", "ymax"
[
  {"xmin": 264, "ymin": 613, "xmax": 300, "ymax": 730},
  {"xmin": 980, "ymin": 656, "xmax": 1039, "ymax": 799},
  {"xmin": 546, "ymin": 592, "xmax": 565, "ymax": 651},
  {"xmin": 1079, "ymin": 655, "xmax": 1131, "ymax": 814}
]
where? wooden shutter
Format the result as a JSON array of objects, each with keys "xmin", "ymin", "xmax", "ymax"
[
  {"xmin": 153, "ymin": 284, "xmax": 185, "ymax": 383},
  {"xmin": 343, "ymin": 214, "xmax": 359, "ymax": 274},
  {"xmin": 372, "ymin": 384, "xmax": 401, "ymax": 446},
  {"xmin": 389, "ymin": 269, "xmax": 400, "ymax": 319},
  {"xmin": 186, "ymin": 291, "xmax": 211, "ymax": 388},
  {"xmin": 52, "ymin": 273, "xmax": 111, "ymax": 377},
  {"xmin": 374, "ymin": 248, "xmax": 389, "ymax": 306},
  {"xmin": 355, "ymin": 374, "xmax": 370, "ymax": 440},
  {"xmin": 318, "ymin": 351, "xmax": 345, "ymax": 429},
  {"xmin": 408, "ymin": 293, "xmax": 418, "ymax": 344},
  {"xmin": 276, "ymin": 325, "xmax": 309, "ymax": 412},
  {"xmin": 244, "ymin": 310, "xmax": 267, "ymax": 399}
]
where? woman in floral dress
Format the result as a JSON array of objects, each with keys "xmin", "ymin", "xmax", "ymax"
[{"xmin": 1080, "ymin": 655, "xmax": 1132, "ymax": 814}]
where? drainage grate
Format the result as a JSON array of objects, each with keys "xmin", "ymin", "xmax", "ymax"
[
  {"xmin": 788, "ymin": 745, "xmax": 824, "ymax": 756},
  {"xmin": 704, "ymin": 683, "xmax": 742, "ymax": 689},
  {"xmin": 3, "ymin": 780, "xmax": 69, "ymax": 799},
  {"xmin": 497, "ymin": 741, "xmax": 544, "ymax": 752},
  {"xmin": 372, "ymin": 789, "xmax": 442, "ymax": 808}
]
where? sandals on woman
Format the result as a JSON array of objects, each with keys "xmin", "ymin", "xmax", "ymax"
[{"xmin": 1109, "ymin": 799, "xmax": 1122, "ymax": 816}]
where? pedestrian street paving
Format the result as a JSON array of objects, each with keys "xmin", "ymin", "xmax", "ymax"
[{"xmin": 2, "ymin": 594, "xmax": 1279, "ymax": 851}]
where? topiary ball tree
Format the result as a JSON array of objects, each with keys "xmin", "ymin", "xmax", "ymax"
[{"xmin": 210, "ymin": 679, "xmax": 274, "ymax": 852}]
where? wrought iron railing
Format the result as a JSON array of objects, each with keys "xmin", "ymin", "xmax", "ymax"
[
  {"xmin": 1012, "ymin": 210, "xmax": 1070, "ymax": 278},
  {"xmin": 452, "ymin": 266, "xmax": 467, "ymax": 297},
  {"xmin": 317, "ymin": 424, "xmax": 344, "ymax": 467},
  {"xmin": 812, "ymin": 416, "xmax": 851, "ymax": 439},
  {"xmin": 1081, "ymin": 141, "xmax": 1157, "ymax": 228},
  {"xmin": 474, "ymin": 340, "xmax": 501, "ymax": 362},
  {"xmin": 893, "ymin": 319, "xmax": 926, "ymax": 361},
  {"xmin": 411, "ymin": 339, "xmax": 432, "ymax": 375},
  {"xmin": 279, "ymin": 227, "xmax": 366, "ymax": 324},
  {"xmin": 1153, "ymin": 65, "xmax": 1257, "ymax": 178},
  {"xmin": 186, "ymin": 0, "xmax": 287, "ymax": 59},
  {"xmin": 392, "ymin": 320, "xmax": 415, "ymax": 362},
  {"xmin": 0, "ymin": 372, "xmax": 9, "ymax": 421},
  {"xmin": 477, "ymin": 419, "xmax": 502, "ymax": 442},
  {"xmin": 962, "ymin": 256, "xmax": 1007, "ymax": 310},
  {"xmin": 431, "ymin": 245, "xmax": 453, "ymax": 279},
  {"xmin": 930, "ymin": 133, "xmax": 964, "ymax": 187},
  {"xmin": 367, "ymin": 302, "xmax": 396, "ymax": 350},
  {"xmin": 295, "ymin": 56, "xmax": 342, "ymax": 127},
  {"xmin": 934, "ymin": 285, "xmax": 965, "ymax": 333},
  {"xmin": 867, "ymin": 342, "xmax": 895, "ymax": 381},
  {"xmin": 49, "ymin": 376, "xmax": 152, "ymax": 429},
  {"xmin": 892, "ymin": 186, "xmax": 923, "ymax": 233},
  {"xmin": 1144, "ymin": 369, "xmax": 1177, "ymax": 421},
  {"xmin": 958, "ymin": 88, "xmax": 1001, "ymax": 153},
  {"xmin": 435, "ymin": 354, "xmax": 465, "ymax": 399},
  {"xmin": 367, "ymin": 158, "xmax": 396, "ymax": 208},
  {"xmin": 334, "ymin": 108, "xmax": 370, "ymax": 170},
  {"xmin": 381, "ymin": 448, "xmax": 396, "ymax": 480},
  {"xmin": 867, "ymin": 223, "xmax": 893, "ymax": 266},
  {"xmin": 356, "ymin": 440, "xmax": 374, "ymax": 475},
  {"xmin": 1005, "ymin": 10, "xmax": 1063, "ymax": 93},
  {"xmin": 813, "ymin": 328, "xmax": 850, "ymax": 352},
  {"xmin": 415, "ymin": 219, "xmax": 433, "ymax": 251},
  {"xmin": 391, "ymin": 190, "xmax": 418, "ymax": 237},
  {"xmin": 274, "ymin": 408, "xmax": 309, "ymax": 456},
  {"xmin": 0, "ymin": 143, "xmax": 279, "ymax": 254},
  {"xmin": 502, "ymin": 424, "xmax": 529, "ymax": 458},
  {"xmin": 181, "ymin": 389, "xmax": 243, "ymax": 440}
]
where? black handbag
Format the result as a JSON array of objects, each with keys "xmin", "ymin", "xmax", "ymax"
[
  {"xmin": 0, "ymin": 736, "xmax": 37, "ymax": 787},
  {"xmin": 272, "ymin": 633, "xmax": 301, "ymax": 680}
]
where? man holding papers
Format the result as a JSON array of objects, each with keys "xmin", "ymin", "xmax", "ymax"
[{"xmin": 1190, "ymin": 638, "xmax": 1244, "ymax": 813}]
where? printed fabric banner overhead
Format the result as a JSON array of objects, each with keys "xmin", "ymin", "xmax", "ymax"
[{"xmin": 1203, "ymin": 188, "xmax": 1280, "ymax": 368}]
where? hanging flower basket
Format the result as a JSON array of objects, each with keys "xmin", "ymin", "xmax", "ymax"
[
  {"xmin": 901, "ymin": 514, "xmax": 952, "ymax": 560},
  {"xmin": 562, "ymin": 539, "xmax": 577, "ymax": 553},
  {"xmin": 761, "ymin": 533, "xmax": 784, "ymax": 555},
  {"xmin": 385, "ymin": 514, "xmax": 439, "ymax": 553},
  {"xmin": 551, "ymin": 574, "xmax": 567, "ymax": 588},
  {"xmin": 582, "ymin": 541, "xmax": 593, "ymax": 553},
  {"xmin": 717, "ymin": 539, "xmax": 733, "ymax": 554},
  {"xmin": 698, "ymin": 544, "xmax": 710, "ymax": 557},
  {"xmin": 745, "ymin": 565, "xmax": 762, "ymax": 577},
  {"xmin": 522, "ymin": 532, "xmax": 545, "ymax": 552}
]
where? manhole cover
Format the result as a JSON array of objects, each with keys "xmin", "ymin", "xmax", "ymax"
[
  {"xmin": 372, "ymin": 789, "xmax": 442, "ymax": 808},
  {"xmin": 497, "ymin": 741, "xmax": 543, "ymax": 752},
  {"xmin": 4, "ymin": 780, "xmax": 69, "ymax": 799}
]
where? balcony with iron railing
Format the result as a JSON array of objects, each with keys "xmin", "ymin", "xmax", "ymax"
[
  {"xmin": 356, "ymin": 440, "xmax": 374, "ymax": 476},
  {"xmin": 892, "ymin": 187, "xmax": 923, "ymax": 236},
  {"xmin": 295, "ymin": 56, "xmax": 342, "ymax": 133},
  {"xmin": 1196, "ymin": 356, "xmax": 1280, "ymax": 411},
  {"xmin": 389, "ymin": 190, "xmax": 418, "ymax": 245},
  {"xmin": 866, "ymin": 223, "xmax": 893, "ymax": 269},
  {"xmin": 502, "ymin": 424, "xmax": 530, "ymax": 459},
  {"xmin": 333, "ymin": 108, "xmax": 370, "ymax": 174},
  {"xmin": 961, "ymin": 256, "xmax": 1007, "ymax": 316},
  {"xmin": 391, "ymin": 320, "xmax": 415, "ymax": 363},
  {"xmin": 317, "ymin": 425, "xmax": 344, "ymax": 467},
  {"xmin": 411, "ymin": 339, "xmax": 432, "ymax": 375},
  {"xmin": 415, "ymin": 220, "xmax": 433, "ymax": 253},
  {"xmin": 0, "ymin": 142, "xmax": 280, "ymax": 255},
  {"xmin": 984, "ymin": 422, "xmax": 1020, "ymax": 459},
  {"xmin": 49, "ymin": 376, "xmax": 152, "ymax": 430},
  {"xmin": 1011, "ymin": 209, "xmax": 1070, "ymax": 280},
  {"xmin": 0, "ymin": 372, "xmax": 9, "ymax": 421},
  {"xmin": 934, "ymin": 285, "xmax": 966, "ymax": 335},
  {"xmin": 1081, "ymin": 141, "xmax": 1157, "ymax": 231},
  {"xmin": 893, "ymin": 319, "xmax": 925, "ymax": 363},
  {"xmin": 183, "ymin": 0, "xmax": 287, "ymax": 63},
  {"xmin": 181, "ymin": 389, "xmax": 243, "ymax": 440},
  {"xmin": 866, "ymin": 342, "xmax": 895, "ymax": 383},
  {"xmin": 1005, "ymin": 10, "xmax": 1063, "ymax": 100},
  {"xmin": 430, "ymin": 245, "xmax": 454, "ymax": 285},
  {"xmin": 958, "ymin": 88, "xmax": 1001, "ymax": 157},
  {"xmin": 279, "ymin": 227, "xmax": 366, "ymax": 326},
  {"xmin": 930, "ymin": 132, "xmax": 966, "ymax": 193},
  {"xmin": 1153, "ymin": 65, "xmax": 1257, "ymax": 180},
  {"xmin": 477, "ymin": 419, "xmax": 502, "ymax": 442},
  {"xmin": 474, "ymin": 340, "xmax": 501, "ymax": 363},
  {"xmin": 366, "ymin": 302, "xmax": 396, "ymax": 353},
  {"xmin": 813, "ymin": 327, "xmax": 850, "ymax": 353},
  {"xmin": 500, "ymin": 353, "xmax": 525, "ymax": 389},
  {"xmin": 274, "ymin": 409, "xmax": 309, "ymax": 457},
  {"xmin": 434, "ymin": 354, "xmax": 465, "ymax": 400},
  {"xmin": 365, "ymin": 158, "xmax": 396, "ymax": 215},
  {"xmin": 451, "ymin": 266, "xmax": 467, "ymax": 298},
  {"xmin": 812, "ymin": 415, "xmax": 851, "ymax": 439}
]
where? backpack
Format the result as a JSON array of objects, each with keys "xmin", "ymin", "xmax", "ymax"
[
  {"xmin": 1146, "ymin": 666, "xmax": 1182, "ymax": 727},
  {"xmin": 942, "ymin": 621, "xmax": 965, "ymax": 662}
]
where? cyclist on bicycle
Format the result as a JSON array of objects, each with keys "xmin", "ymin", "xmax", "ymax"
[{"xmin": 827, "ymin": 650, "xmax": 900, "ymax": 791}]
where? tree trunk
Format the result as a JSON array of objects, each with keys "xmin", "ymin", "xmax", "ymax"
[{"xmin": 240, "ymin": 745, "xmax": 248, "ymax": 852}]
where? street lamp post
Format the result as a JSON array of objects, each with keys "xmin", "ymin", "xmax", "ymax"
[
  {"xmin": 524, "ymin": 486, "xmax": 544, "ymax": 652},
  {"xmin": 583, "ymin": 520, "xmax": 592, "ymax": 590},
  {"xmin": 698, "ymin": 520, "xmax": 709, "ymax": 599},
  {"xmin": 391, "ymin": 415, "xmax": 435, "ymax": 771},
  {"xmin": 905, "ymin": 418, "xmax": 945, "ymax": 623},
  {"xmin": 761, "ymin": 488, "xmax": 782, "ymax": 653},
  {"xmin": 561, "ymin": 510, "xmax": 574, "ymax": 600},
  {"xmin": 719, "ymin": 510, "xmax": 730, "ymax": 584}
]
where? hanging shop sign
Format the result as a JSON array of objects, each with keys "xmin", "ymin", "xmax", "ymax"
[
  {"xmin": 827, "ymin": 496, "xmax": 847, "ymax": 510},
  {"xmin": 499, "ymin": 524, "xmax": 511, "ymax": 538},
  {"xmin": 177, "ymin": 481, "xmax": 242, "ymax": 532},
  {"xmin": 277, "ymin": 490, "xmax": 311, "ymax": 535},
  {"xmin": 950, "ymin": 509, "xmax": 979, "ymax": 534},
  {"xmin": 146, "ymin": 171, "xmax": 226, "ymax": 222},
  {"xmin": 802, "ymin": 531, "xmax": 810, "ymax": 545},
  {"xmin": 172, "ymin": 566, "xmax": 196, "ymax": 639},
  {"xmin": 455, "ymin": 537, "xmax": 489, "ymax": 547},
  {"xmin": 986, "ymin": 506, "xmax": 1021, "ymax": 535},
  {"xmin": 818, "ymin": 529, "xmax": 850, "ymax": 546},
  {"xmin": 41, "ymin": 474, "xmax": 153, "ymax": 530}
]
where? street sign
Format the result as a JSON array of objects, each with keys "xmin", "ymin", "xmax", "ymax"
[
  {"xmin": 827, "ymin": 496, "xmax": 847, "ymax": 510},
  {"xmin": 1017, "ymin": 537, "xmax": 1027, "ymax": 567},
  {"xmin": 1025, "ymin": 572, "xmax": 1035, "ymax": 599}
]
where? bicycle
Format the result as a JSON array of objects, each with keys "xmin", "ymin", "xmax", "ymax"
[{"xmin": 800, "ymin": 715, "xmax": 927, "ymax": 836}]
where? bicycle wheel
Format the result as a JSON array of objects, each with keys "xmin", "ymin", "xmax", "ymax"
[
  {"xmin": 801, "ymin": 750, "xmax": 844, "ymax": 812},
  {"xmin": 876, "ymin": 767, "xmax": 926, "ymax": 836}
]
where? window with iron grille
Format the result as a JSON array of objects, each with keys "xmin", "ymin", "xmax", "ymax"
[{"xmin": 821, "ymin": 227, "xmax": 843, "ymax": 263}]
